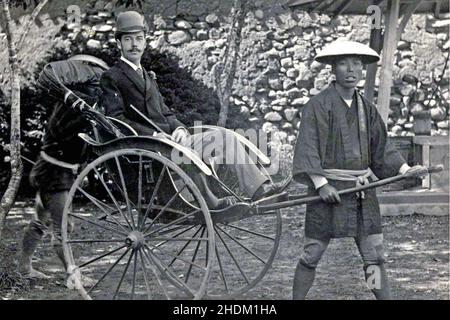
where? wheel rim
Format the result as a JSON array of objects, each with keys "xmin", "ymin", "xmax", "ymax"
[{"xmin": 62, "ymin": 149, "xmax": 215, "ymax": 300}]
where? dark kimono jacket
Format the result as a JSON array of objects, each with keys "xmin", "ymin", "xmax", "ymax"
[
  {"xmin": 293, "ymin": 84, "xmax": 405, "ymax": 240},
  {"xmin": 30, "ymin": 60, "xmax": 103, "ymax": 191}
]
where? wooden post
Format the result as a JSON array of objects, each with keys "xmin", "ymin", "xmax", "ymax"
[
  {"xmin": 377, "ymin": 0, "xmax": 400, "ymax": 125},
  {"xmin": 364, "ymin": 28, "xmax": 383, "ymax": 103}
]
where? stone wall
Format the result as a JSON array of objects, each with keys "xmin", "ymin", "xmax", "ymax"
[{"xmin": 151, "ymin": 11, "xmax": 450, "ymax": 142}]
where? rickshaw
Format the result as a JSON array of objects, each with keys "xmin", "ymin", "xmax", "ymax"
[
  {"xmin": 39, "ymin": 55, "xmax": 440, "ymax": 300},
  {"xmin": 35, "ymin": 55, "xmax": 282, "ymax": 300}
]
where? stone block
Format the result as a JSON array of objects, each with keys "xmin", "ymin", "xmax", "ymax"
[
  {"xmin": 205, "ymin": 13, "xmax": 219, "ymax": 25},
  {"xmin": 283, "ymin": 79, "xmax": 296, "ymax": 90},
  {"xmin": 174, "ymin": 20, "xmax": 192, "ymax": 29},
  {"xmin": 284, "ymin": 108, "xmax": 298, "ymax": 121},
  {"xmin": 264, "ymin": 112, "xmax": 283, "ymax": 122},
  {"xmin": 280, "ymin": 57, "xmax": 293, "ymax": 68},
  {"xmin": 167, "ymin": 30, "xmax": 191, "ymax": 45},
  {"xmin": 268, "ymin": 78, "xmax": 282, "ymax": 90},
  {"xmin": 287, "ymin": 88, "xmax": 302, "ymax": 99}
]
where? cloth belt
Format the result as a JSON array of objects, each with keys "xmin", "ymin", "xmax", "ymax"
[
  {"xmin": 40, "ymin": 151, "xmax": 80, "ymax": 175},
  {"xmin": 322, "ymin": 168, "xmax": 378, "ymax": 199}
]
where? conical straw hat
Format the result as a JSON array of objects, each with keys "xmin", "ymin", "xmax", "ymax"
[{"xmin": 315, "ymin": 40, "xmax": 380, "ymax": 64}]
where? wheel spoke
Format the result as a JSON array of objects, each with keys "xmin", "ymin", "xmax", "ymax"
[
  {"xmin": 165, "ymin": 226, "xmax": 203, "ymax": 269},
  {"xmin": 78, "ymin": 244, "xmax": 127, "ymax": 269},
  {"xmin": 224, "ymin": 223, "xmax": 276, "ymax": 240},
  {"xmin": 153, "ymin": 225, "xmax": 197, "ymax": 249},
  {"xmin": 87, "ymin": 247, "xmax": 131, "ymax": 294},
  {"xmin": 76, "ymin": 187, "xmax": 130, "ymax": 233},
  {"xmin": 143, "ymin": 244, "xmax": 196, "ymax": 298},
  {"xmin": 67, "ymin": 239, "xmax": 124, "ymax": 244},
  {"xmin": 148, "ymin": 237, "xmax": 209, "ymax": 242},
  {"xmin": 144, "ymin": 210, "xmax": 200, "ymax": 239},
  {"xmin": 185, "ymin": 226, "xmax": 206, "ymax": 283},
  {"xmin": 115, "ymin": 156, "xmax": 136, "ymax": 229},
  {"xmin": 93, "ymin": 167, "xmax": 133, "ymax": 230},
  {"xmin": 101, "ymin": 217, "xmax": 131, "ymax": 231},
  {"xmin": 154, "ymin": 247, "xmax": 207, "ymax": 273},
  {"xmin": 140, "ymin": 248, "xmax": 170, "ymax": 299},
  {"xmin": 214, "ymin": 235, "xmax": 229, "ymax": 293},
  {"xmin": 69, "ymin": 213, "xmax": 128, "ymax": 237},
  {"xmin": 137, "ymin": 155, "xmax": 143, "ymax": 227},
  {"xmin": 150, "ymin": 205, "xmax": 189, "ymax": 216},
  {"xmin": 157, "ymin": 224, "xmax": 197, "ymax": 237},
  {"xmin": 76, "ymin": 186, "xmax": 116, "ymax": 214},
  {"xmin": 214, "ymin": 226, "xmax": 250, "ymax": 284},
  {"xmin": 139, "ymin": 165, "xmax": 167, "ymax": 230},
  {"xmin": 108, "ymin": 179, "xmax": 139, "ymax": 212},
  {"xmin": 112, "ymin": 248, "xmax": 134, "ymax": 300},
  {"xmin": 205, "ymin": 228, "xmax": 210, "ymax": 268},
  {"xmin": 131, "ymin": 250, "xmax": 138, "ymax": 300},
  {"xmin": 138, "ymin": 249, "xmax": 153, "ymax": 300},
  {"xmin": 142, "ymin": 182, "xmax": 188, "ymax": 233},
  {"xmin": 215, "ymin": 224, "xmax": 267, "ymax": 264}
]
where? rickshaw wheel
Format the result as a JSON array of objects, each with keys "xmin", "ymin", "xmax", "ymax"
[
  {"xmin": 205, "ymin": 163, "xmax": 282, "ymax": 299},
  {"xmin": 62, "ymin": 149, "xmax": 215, "ymax": 300}
]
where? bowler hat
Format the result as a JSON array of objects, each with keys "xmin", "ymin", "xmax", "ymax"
[
  {"xmin": 115, "ymin": 11, "xmax": 147, "ymax": 34},
  {"xmin": 315, "ymin": 40, "xmax": 380, "ymax": 65}
]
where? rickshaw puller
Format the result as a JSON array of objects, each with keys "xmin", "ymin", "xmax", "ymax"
[
  {"xmin": 291, "ymin": 40, "xmax": 426, "ymax": 300},
  {"xmin": 19, "ymin": 57, "xmax": 107, "ymax": 280}
]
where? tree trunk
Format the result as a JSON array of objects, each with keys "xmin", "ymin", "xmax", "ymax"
[
  {"xmin": 215, "ymin": 0, "xmax": 247, "ymax": 127},
  {"xmin": 0, "ymin": 0, "xmax": 23, "ymax": 240}
]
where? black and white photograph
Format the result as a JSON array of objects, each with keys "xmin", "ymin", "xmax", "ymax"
[{"xmin": 0, "ymin": 0, "xmax": 449, "ymax": 306}]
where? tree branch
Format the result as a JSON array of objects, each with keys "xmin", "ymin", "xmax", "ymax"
[
  {"xmin": 16, "ymin": 0, "xmax": 49, "ymax": 51},
  {"xmin": 396, "ymin": 0, "xmax": 423, "ymax": 43}
]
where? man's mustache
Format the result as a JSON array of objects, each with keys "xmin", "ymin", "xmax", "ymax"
[{"xmin": 129, "ymin": 48, "xmax": 141, "ymax": 52}]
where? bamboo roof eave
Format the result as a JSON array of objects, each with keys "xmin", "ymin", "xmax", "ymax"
[{"xmin": 285, "ymin": 0, "xmax": 449, "ymax": 17}]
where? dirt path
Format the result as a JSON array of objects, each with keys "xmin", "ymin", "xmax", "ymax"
[
  {"xmin": 247, "ymin": 208, "xmax": 449, "ymax": 300},
  {"xmin": 1, "ymin": 199, "xmax": 448, "ymax": 300}
]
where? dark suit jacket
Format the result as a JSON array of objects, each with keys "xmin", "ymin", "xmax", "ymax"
[{"xmin": 99, "ymin": 60, "xmax": 185, "ymax": 136}]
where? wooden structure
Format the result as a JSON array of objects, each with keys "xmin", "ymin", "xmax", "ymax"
[
  {"xmin": 285, "ymin": 0, "xmax": 449, "ymax": 124},
  {"xmin": 413, "ymin": 135, "xmax": 449, "ymax": 188}
]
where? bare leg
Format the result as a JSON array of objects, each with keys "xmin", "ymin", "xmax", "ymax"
[
  {"xmin": 46, "ymin": 190, "xmax": 69, "ymax": 271},
  {"xmin": 19, "ymin": 192, "xmax": 51, "ymax": 279}
]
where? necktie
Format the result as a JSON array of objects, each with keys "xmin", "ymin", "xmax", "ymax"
[{"xmin": 137, "ymin": 67, "xmax": 145, "ymax": 80}]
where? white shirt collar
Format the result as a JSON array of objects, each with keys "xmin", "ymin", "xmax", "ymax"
[
  {"xmin": 343, "ymin": 98, "xmax": 353, "ymax": 108},
  {"xmin": 120, "ymin": 56, "xmax": 142, "ymax": 72}
]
